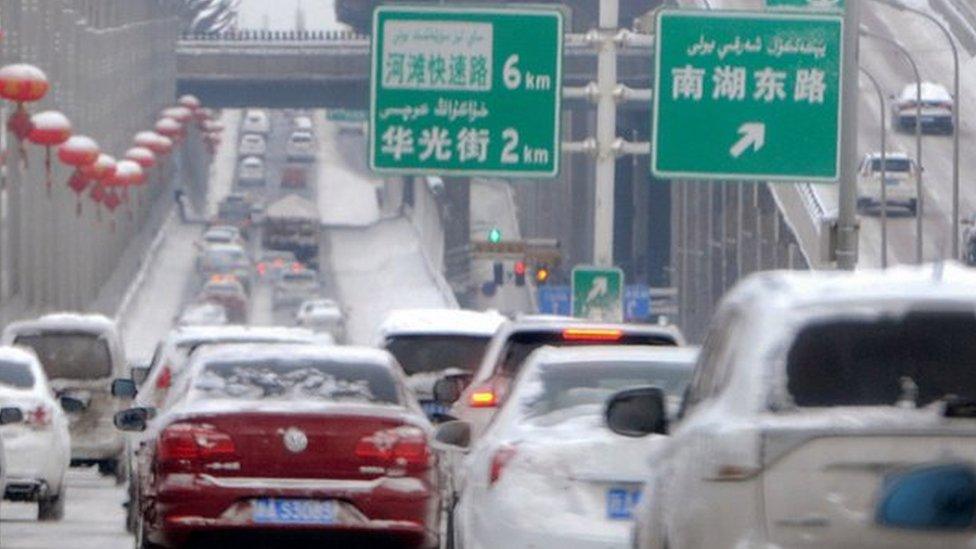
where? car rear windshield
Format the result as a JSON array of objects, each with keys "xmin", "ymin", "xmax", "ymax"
[
  {"xmin": 523, "ymin": 361, "xmax": 693, "ymax": 419},
  {"xmin": 282, "ymin": 272, "xmax": 316, "ymax": 283},
  {"xmin": 385, "ymin": 335, "xmax": 491, "ymax": 375},
  {"xmin": 193, "ymin": 360, "xmax": 399, "ymax": 404},
  {"xmin": 869, "ymin": 158, "xmax": 912, "ymax": 173},
  {"xmin": 498, "ymin": 330, "xmax": 677, "ymax": 376},
  {"xmin": 786, "ymin": 311, "xmax": 976, "ymax": 407},
  {"xmin": 0, "ymin": 360, "xmax": 35, "ymax": 389},
  {"xmin": 206, "ymin": 249, "xmax": 245, "ymax": 267},
  {"xmin": 14, "ymin": 333, "xmax": 112, "ymax": 380}
]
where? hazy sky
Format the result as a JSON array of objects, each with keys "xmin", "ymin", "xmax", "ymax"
[{"xmin": 237, "ymin": 0, "xmax": 348, "ymax": 31}]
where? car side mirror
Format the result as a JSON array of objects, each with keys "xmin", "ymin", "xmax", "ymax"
[
  {"xmin": 59, "ymin": 395, "xmax": 86, "ymax": 414},
  {"xmin": 0, "ymin": 406, "xmax": 24, "ymax": 425},
  {"xmin": 605, "ymin": 386, "xmax": 668, "ymax": 437},
  {"xmin": 876, "ymin": 463, "xmax": 976, "ymax": 530},
  {"xmin": 434, "ymin": 420, "xmax": 472, "ymax": 450},
  {"xmin": 130, "ymin": 363, "xmax": 151, "ymax": 387},
  {"xmin": 111, "ymin": 378, "xmax": 138, "ymax": 399},
  {"xmin": 113, "ymin": 408, "xmax": 151, "ymax": 432}
]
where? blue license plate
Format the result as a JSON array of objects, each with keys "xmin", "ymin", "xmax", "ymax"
[
  {"xmin": 252, "ymin": 498, "xmax": 337, "ymax": 525},
  {"xmin": 606, "ymin": 487, "xmax": 642, "ymax": 520},
  {"xmin": 421, "ymin": 401, "xmax": 450, "ymax": 417}
]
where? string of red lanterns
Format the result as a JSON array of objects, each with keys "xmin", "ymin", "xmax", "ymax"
[{"xmin": 0, "ymin": 68, "xmax": 215, "ymax": 229}]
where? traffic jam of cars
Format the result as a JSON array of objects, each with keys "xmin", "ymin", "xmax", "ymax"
[{"xmin": 3, "ymin": 107, "xmax": 976, "ymax": 549}]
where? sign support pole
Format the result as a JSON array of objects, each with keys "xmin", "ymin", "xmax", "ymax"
[
  {"xmin": 835, "ymin": 0, "xmax": 861, "ymax": 270},
  {"xmin": 594, "ymin": 0, "xmax": 619, "ymax": 268}
]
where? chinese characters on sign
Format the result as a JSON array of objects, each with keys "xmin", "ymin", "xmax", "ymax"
[
  {"xmin": 370, "ymin": 7, "xmax": 563, "ymax": 177},
  {"xmin": 653, "ymin": 11, "xmax": 843, "ymax": 181}
]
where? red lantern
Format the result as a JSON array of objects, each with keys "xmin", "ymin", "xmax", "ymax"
[
  {"xmin": 110, "ymin": 159, "xmax": 144, "ymax": 187},
  {"xmin": 177, "ymin": 95, "xmax": 201, "ymax": 110},
  {"xmin": 58, "ymin": 136, "xmax": 100, "ymax": 215},
  {"xmin": 162, "ymin": 107, "xmax": 193, "ymax": 124},
  {"xmin": 135, "ymin": 131, "xmax": 172, "ymax": 157},
  {"xmin": 0, "ymin": 64, "xmax": 49, "ymax": 103},
  {"xmin": 28, "ymin": 111, "xmax": 72, "ymax": 195},
  {"xmin": 194, "ymin": 107, "xmax": 212, "ymax": 125},
  {"xmin": 81, "ymin": 153, "xmax": 117, "ymax": 183},
  {"xmin": 0, "ymin": 64, "xmax": 50, "ymax": 166},
  {"xmin": 124, "ymin": 147, "xmax": 156, "ymax": 171},
  {"xmin": 155, "ymin": 117, "xmax": 183, "ymax": 142}
]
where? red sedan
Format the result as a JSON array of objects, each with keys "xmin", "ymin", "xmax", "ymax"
[{"xmin": 116, "ymin": 344, "xmax": 439, "ymax": 548}]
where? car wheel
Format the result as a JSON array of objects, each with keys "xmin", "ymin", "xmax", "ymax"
[{"xmin": 38, "ymin": 488, "xmax": 66, "ymax": 521}]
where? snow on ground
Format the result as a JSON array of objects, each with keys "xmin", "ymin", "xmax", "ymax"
[
  {"xmin": 206, "ymin": 110, "xmax": 242, "ymax": 218},
  {"xmin": 0, "ymin": 469, "xmax": 131, "ymax": 548},
  {"xmin": 329, "ymin": 218, "xmax": 455, "ymax": 345},
  {"xmin": 119, "ymin": 221, "xmax": 203, "ymax": 360},
  {"xmin": 315, "ymin": 113, "xmax": 381, "ymax": 226}
]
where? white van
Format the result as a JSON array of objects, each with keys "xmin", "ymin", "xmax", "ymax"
[
  {"xmin": 3, "ymin": 313, "xmax": 128, "ymax": 482},
  {"xmin": 241, "ymin": 109, "xmax": 270, "ymax": 135},
  {"xmin": 286, "ymin": 130, "xmax": 316, "ymax": 162}
]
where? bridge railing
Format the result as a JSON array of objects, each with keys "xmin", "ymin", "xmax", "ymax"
[{"xmin": 180, "ymin": 30, "xmax": 370, "ymax": 44}]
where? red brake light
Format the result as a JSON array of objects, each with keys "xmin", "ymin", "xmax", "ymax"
[
  {"xmin": 157, "ymin": 422, "xmax": 236, "ymax": 472},
  {"xmin": 355, "ymin": 426, "xmax": 430, "ymax": 471},
  {"xmin": 156, "ymin": 365, "xmax": 172, "ymax": 389},
  {"xmin": 489, "ymin": 445, "xmax": 517, "ymax": 485},
  {"xmin": 291, "ymin": 262, "xmax": 302, "ymax": 273},
  {"xmin": 257, "ymin": 262, "xmax": 267, "ymax": 275},
  {"xmin": 469, "ymin": 384, "xmax": 498, "ymax": 408},
  {"xmin": 562, "ymin": 328, "xmax": 624, "ymax": 341}
]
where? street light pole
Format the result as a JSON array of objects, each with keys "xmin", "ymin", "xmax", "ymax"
[
  {"xmin": 861, "ymin": 29, "xmax": 924, "ymax": 263},
  {"xmin": 837, "ymin": 0, "xmax": 862, "ymax": 270},
  {"xmin": 593, "ymin": 0, "xmax": 619, "ymax": 268},
  {"xmin": 873, "ymin": 0, "xmax": 959, "ymax": 258},
  {"xmin": 860, "ymin": 66, "xmax": 888, "ymax": 268}
]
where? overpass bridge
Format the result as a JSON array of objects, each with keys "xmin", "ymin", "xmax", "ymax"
[{"xmin": 176, "ymin": 31, "xmax": 654, "ymax": 109}]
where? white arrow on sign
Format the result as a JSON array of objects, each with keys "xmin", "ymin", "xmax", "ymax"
[
  {"xmin": 729, "ymin": 122, "xmax": 766, "ymax": 158},
  {"xmin": 586, "ymin": 276, "xmax": 609, "ymax": 304}
]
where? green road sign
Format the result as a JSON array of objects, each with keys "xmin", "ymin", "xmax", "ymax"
[
  {"xmin": 572, "ymin": 266, "xmax": 624, "ymax": 322},
  {"xmin": 370, "ymin": 6, "xmax": 563, "ymax": 178},
  {"xmin": 652, "ymin": 10, "xmax": 843, "ymax": 182}
]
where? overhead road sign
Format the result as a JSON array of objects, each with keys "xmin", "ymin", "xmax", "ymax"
[
  {"xmin": 370, "ymin": 6, "xmax": 563, "ymax": 177},
  {"xmin": 572, "ymin": 266, "xmax": 624, "ymax": 322},
  {"xmin": 652, "ymin": 10, "xmax": 843, "ymax": 182}
]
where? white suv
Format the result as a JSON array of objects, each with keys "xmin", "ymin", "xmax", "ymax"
[
  {"xmin": 857, "ymin": 152, "xmax": 919, "ymax": 216},
  {"xmin": 634, "ymin": 263, "xmax": 976, "ymax": 548}
]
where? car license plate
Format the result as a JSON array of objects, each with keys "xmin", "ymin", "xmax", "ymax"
[
  {"xmin": 421, "ymin": 401, "xmax": 450, "ymax": 417},
  {"xmin": 606, "ymin": 487, "xmax": 642, "ymax": 520},
  {"xmin": 252, "ymin": 498, "xmax": 337, "ymax": 525}
]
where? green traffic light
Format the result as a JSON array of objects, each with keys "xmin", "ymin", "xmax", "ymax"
[{"xmin": 488, "ymin": 228, "xmax": 502, "ymax": 244}]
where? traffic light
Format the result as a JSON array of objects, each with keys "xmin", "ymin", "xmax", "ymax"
[
  {"xmin": 535, "ymin": 265, "xmax": 550, "ymax": 285},
  {"xmin": 493, "ymin": 262, "xmax": 504, "ymax": 285},
  {"xmin": 514, "ymin": 260, "xmax": 526, "ymax": 286},
  {"xmin": 488, "ymin": 227, "xmax": 502, "ymax": 244}
]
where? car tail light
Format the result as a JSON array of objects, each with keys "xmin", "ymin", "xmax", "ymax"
[
  {"xmin": 562, "ymin": 327, "xmax": 624, "ymax": 341},
  {"xmin": 355, "ymin": 426, "xmax": 431, "ymax": 471},
  {"xmin": 25, "ymin": 404, "xmax": 51, "ymax": 429},
  {"xmin": 489, "ymin": 445, "xmax": 517, "ymax": 486},
  {"xmin": 469, "ymin": 383, "xmax": 499, "ymax": 408},
  {"xmin": 157, "ymin": 422, "xmax": 237, "ymax": 472},
  {"xmin": 291, "ymin": 262, "xmax": 302, "ymax": 273},
  {"xmin": 257, "ymin": 262, "xmax": 267, "ymax": 275},
  {"xmin": 155, "ymin": 365, "xmax": 172, "ymax": 390}
]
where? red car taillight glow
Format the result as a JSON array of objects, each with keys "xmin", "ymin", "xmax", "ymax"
[
  {"xmin": 157, "ymin": 422, "xmax": 237, "ymax": 472},
  {"xmin": 468, "ymin": 383, "xmax": 498, "ymax": 408},
  {"xmin": 355, "ymin": 426, "xmax": 431, "ymax": 471},
  {"xmin": 489, "ymin": 445, "xmax": 517, "ymax": 486}
]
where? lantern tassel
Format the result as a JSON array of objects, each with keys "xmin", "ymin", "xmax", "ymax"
[{"xmin": 45, "ymin": 148, "xmax": 52, "ymax": 197}]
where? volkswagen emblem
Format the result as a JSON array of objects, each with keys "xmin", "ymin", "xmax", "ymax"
[{"xmin": 282, "ymin": 427, "xmax": 308, "ymax": 454}]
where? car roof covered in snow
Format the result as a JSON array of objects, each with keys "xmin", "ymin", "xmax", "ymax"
[
  {"xmin": 722, "ymin": 262, "xmax": 976, "ymax": 314},
  {"xmin": 3, "ymin": 313, "xmax": 118, "ymax": 340},
  {"xmin": 898, "ymin": 81, "xmax": 952, "ymax": 102},
  {"xmin": 377, "ymin": 308, "xmax": 507, "ymax": 338},
  {"xmin": 528, "ymin": 345, "xmax": 700, "ymax": 367},
  {"xmin": 164, "ymin": 325, "xmax": 320, "ymax": 348},
  {"xmin": 187, "ymin": 343, "xmax": 394, "ymax": 371},
  {"xmin": 265, "ymin": 194, "xmax": 318, "ymax": 220}
]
